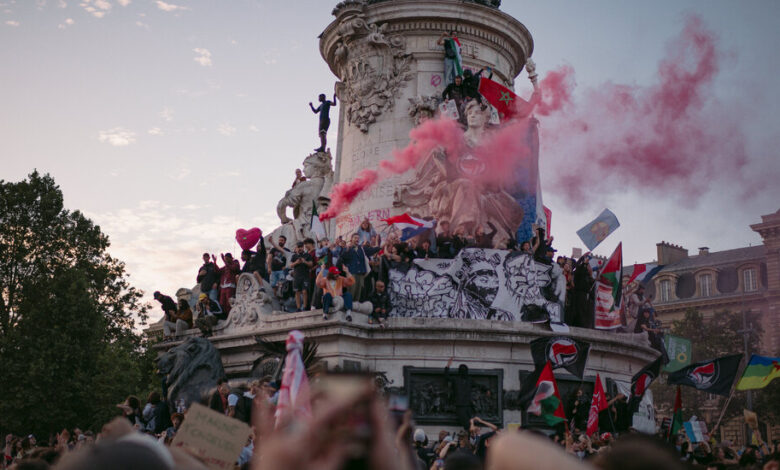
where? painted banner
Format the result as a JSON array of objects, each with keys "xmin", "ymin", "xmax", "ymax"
[
  {"xmin": 594, "ymin": 282, "xmax": 622, "ymax": 329},
  {"xmin": 171, "ymin": 403, "xmax": 251, "ymax": 470},
  {"xmin": 663, "ymin": 335, "xmax": 692, "ymax": 372},
  {"xmin": 576, "ymin": 209, "xmax": 620, "ymax": 251},
  {"xmin": 388, "ymin": 249, "xmax": 566, "ymax": 323}
]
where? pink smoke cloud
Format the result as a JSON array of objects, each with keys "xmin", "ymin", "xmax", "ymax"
[
  {"xmin": 541, "ymin": 16, "xmax": 755, "ymax": 206},
  {"xmin": 319, "ymin": 169, "xmax": 378, "ymax": 221},
  {"xmin": 380, "ymin": 118, "xmax": 465, "ymax": 174}
]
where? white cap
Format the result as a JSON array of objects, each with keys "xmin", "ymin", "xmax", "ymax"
[{"xmin": 413, "ymin": 428, "xmax": 426, "ymax": 443}]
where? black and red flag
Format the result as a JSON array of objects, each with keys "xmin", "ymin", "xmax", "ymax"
[
  {"xmin": 629, "ymin": 357, "xmax": 663, "ymax": 412},
  {"xmin": 667, "ymin": 354, "xmax": 743, "ymax": 396},
  {"xmin": 530, "ymin": 336, "xmax": 591, "ymax": 379}
]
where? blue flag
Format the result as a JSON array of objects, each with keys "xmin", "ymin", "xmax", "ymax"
[{"xmin": 576, "ymin": 209, "xmax": 620, "ymax": 251}]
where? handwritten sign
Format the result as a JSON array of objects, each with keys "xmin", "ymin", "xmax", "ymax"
[{"xmin": 172, "ymin": 403, "xmax": 251, "ymax": 470}]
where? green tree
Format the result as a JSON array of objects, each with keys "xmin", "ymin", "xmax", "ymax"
[{"xmin": 0, "ymin": 171, "xmax": 156, "ymax": 437}]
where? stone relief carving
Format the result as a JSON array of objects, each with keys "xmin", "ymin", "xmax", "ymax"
[
  {"xmin": 331, "ymin": 1, "xmax": 414, "ymax": 132},
  {"xmin": 270, "ymin": 150, "xmax": 334, "ymax": 246},
  {"xmin": 408, "ymin": 95, "xmax": 442, "ymax": 126},
  {"xmin": 404, "ymin": 367, "xmax": 502, "ymax": 425},
  {"xmin": 222, "ymin": 273, "xmax": 277, "ymax": 330}
]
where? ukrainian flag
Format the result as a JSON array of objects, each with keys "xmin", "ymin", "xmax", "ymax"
[{"xmin": 736, "ymin": 355, "xmax": 780, "ymax": 390}]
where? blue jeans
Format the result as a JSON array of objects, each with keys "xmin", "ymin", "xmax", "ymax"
[
  {"xmin": 444, "ymin": 57, "xmax": 457, "ymax": 84},
  {"xmin": 207, "ymin": 288, "xmax": 218, "ymax": 303},
  {"xmin": 322, "ymin": 292, "xmax": 352, "ymax": 315},
  {"xmin": 270, "ymin": 270, "xmax": 286, "ymax": 287}
]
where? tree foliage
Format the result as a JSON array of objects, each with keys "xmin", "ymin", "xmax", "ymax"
[{"xmin": 0, "ymin": 171, "xmax": 156, "ymax": 437}]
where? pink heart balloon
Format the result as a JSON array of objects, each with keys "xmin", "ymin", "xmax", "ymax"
[{"xmin": 236, "ymin": 227, "xmax": 261, "ymax": 251}]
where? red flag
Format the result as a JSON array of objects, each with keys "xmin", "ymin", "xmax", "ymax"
[
  {"xmin": 543, "ymin": 205, "xmax": 552, "ymax": 236},
  {"xmin": 668, "ymin": 386, "xmax": 683, "ymax": 440},
  {"xmin": 627, "ymin": 263, "xmax": 647, "ymax": 285},
  {"xmin": 586, "ymin": 374, "xmax": 608, "ymax": 436},
  {"xmin": 478, "ymin": 77, "xmax": 533, "ymax": 120}
]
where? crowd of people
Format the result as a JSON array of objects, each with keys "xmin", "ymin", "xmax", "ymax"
[
  {"xmin": 4, "ymin": 373, "xmax": 779, "ymax": 470},
  {"xmin": 152, "ymin": 214, "xmax": 667, "ymax": 350}
]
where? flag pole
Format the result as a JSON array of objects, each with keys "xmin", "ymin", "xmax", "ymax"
[{"xmin": 711, "ymin": 388, "xmax": 735, "ymax": 436}]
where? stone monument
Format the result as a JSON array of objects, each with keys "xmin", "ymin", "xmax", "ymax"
[
  {"xmin": 149, "ymin": 0, "xmax": 660, "ymax": 435},
  {"xmin": 319, "ymin": 0, "xmax": 535, "ymax": 239}
]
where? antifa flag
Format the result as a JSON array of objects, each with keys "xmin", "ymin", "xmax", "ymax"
[
  {"xmin": 530, "ymin": 336, "xmax": 591, "ymax": 379},
  {"xmin": 629, "ymin": 357, "xmax": 663, "ymax": 412},
  {"xmin": 586, "ymin": 374, "xmax": 608, "ymax": 437},
  {"xmin": 667, "ymin": 354, "xmax": 743, "ymax": 396}
]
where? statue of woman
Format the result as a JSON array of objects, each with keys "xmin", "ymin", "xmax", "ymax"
[{"xmin": 394, "ymin": 100, "xmax": 524, "ymax": 243}]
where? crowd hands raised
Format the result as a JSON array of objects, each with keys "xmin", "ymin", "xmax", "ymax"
[{"xmin": 5, "ymin": 374, "xmax": 779, "ymax": 470}]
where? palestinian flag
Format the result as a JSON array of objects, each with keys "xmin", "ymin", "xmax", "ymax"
[
  {"xmin": 667, "ymin": 354, "xmax": 743, "ymax": 396},
  {"xmin": 629, "ymin": 357, "xmax": 662, "ymax": 412},
  {"xmin": 478, "ymin": 77, "xmax": 532, "ymax": 120},
  {"xmin": 594, "ymin": 242, "xmax": 623, "ymax": 330},
  {"xmin": 444, "ymin": 36, "xmax": 463, "ymax": 77},
  {"xmin": 310, "ymin": 201, "xmax": 326, "ymax": 240},
  {"xmin": 527, "ymin": 362, "xmax": 566, "ymax": 426},
  {"xmin": 668, "ymin": 386, "xmax": 683, "ymax": 441},
  {"xmin": 586, "ymin": 374, "xmax": 608, "ymax": 437},
  {"xmin": 530, "ymin": 336, "xmax": 590, "ymax": 379},
  {"xmin": 736, "ymin": 354, "xmax": 780, "ymax": 390}
]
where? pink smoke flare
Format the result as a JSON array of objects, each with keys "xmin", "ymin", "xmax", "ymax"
[{"xmin": 319, "ymin": 169, "xmax": 379, "ymax": 221}]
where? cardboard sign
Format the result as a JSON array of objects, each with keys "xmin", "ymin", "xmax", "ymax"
[
  {"xmin": 438, "ymin": 99, "xmax": 460, "ymax": 120},
  {"xmin": 172, "ymin": 403, "xmax": 251, "ymax": 470}
]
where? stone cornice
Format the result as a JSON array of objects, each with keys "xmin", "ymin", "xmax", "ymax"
[{"xmin": 320, "ymin": 0, "xmax": 533, "ymax": 80}]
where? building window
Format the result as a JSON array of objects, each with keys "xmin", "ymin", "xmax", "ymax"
[
  {"xmin": 700, "ymin": 274, "xmax": 713, "ymax": 297},
  {"xmin": 660, "ymin": 280, "xmax": 671, "ymax": 302},
  {"xmin": 744, "ymin": 268, "xmax": 757, "ymax": 292}
]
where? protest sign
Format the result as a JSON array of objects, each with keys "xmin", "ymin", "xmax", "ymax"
[{"xmin": 172, "ymin": 403, "xmax": 251, "ymax": 470}]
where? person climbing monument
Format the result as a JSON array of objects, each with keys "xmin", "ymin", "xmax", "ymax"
[{"xmin": 309, "ymin": 92, "xmax": 337, "ymax": 152}]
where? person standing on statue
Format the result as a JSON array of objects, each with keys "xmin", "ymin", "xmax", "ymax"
[
  {"xmin": 437, "ymin": 31, "xmax": 461, "ymax": 85},
  {"xmin": 309, "ymin": 93, "xmax": 337, "ymax": 152},
  {"xmin": 444, "ymin": 357, "xmax": 473, "ymax": 431}
]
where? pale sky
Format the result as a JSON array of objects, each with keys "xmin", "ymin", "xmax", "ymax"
[{"xmin": 2, "ymin": 0, "xmax": 779, "ymax": 321}]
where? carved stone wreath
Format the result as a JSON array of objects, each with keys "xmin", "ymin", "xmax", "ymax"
[{"xmin": 332, "ymin": 3, "xmax": 414, "ymax": 132}]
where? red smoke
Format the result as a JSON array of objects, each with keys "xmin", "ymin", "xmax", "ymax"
[
  {"xmin": 380, "ymin": 118, "xmax": 465, "ymax": 174},
  {"xmin": 535, "ymin": 65, "xmax": 575, "ymax": 116},
  {"xmin": 541, "ymin": 16, "xmax": 751, "ymax": 206},
  {"xmin": 472, "ymin": 118, "xmax": 535, "ymax": 187},
  {"xmin": 319, "ymin": 169, "xmax": 378, "ymax": 221}
]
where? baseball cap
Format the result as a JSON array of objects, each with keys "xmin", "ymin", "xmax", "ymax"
[
  {"xmin": 413, "ymin": 428, "xmax": 426, "ymax": 443},
  {"xmin": 328, "ymin": 266, "xmax": 340, "ymax": 275},
  {"xmin": 199, "ymin": 293, "xmax": 208, "ymax": 300}
]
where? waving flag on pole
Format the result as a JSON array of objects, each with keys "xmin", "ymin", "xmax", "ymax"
[
  {"xmin": 667, "ymin": 354, "xmax": 743, "ymax": 396},
  {"xmin": 382, "ymin": 213, "xmax": 436, "ymax": 241},
  {"xmin": 576, "ymin": 209, "xmax": 620, "ymax": 251},
  {"xmin": 478, "ymin": 77, "xmax": 532, "ymax": 120},
  {"xmin": 310, "ymin": 201, "xmax": 326, "ymax": 240},
  {"xmin": 736, "ymin": 354, "xmax": 780, "ymax": 390},
  {"xmin": 594, "ymin": 243, "xmax": 623, "ymax": 330},
  {"xmin": 668, "ymin": 386, "xmax": 683, "ymax": 441},
  {"xmin": 275, "ymin": 330, "xmax": 312, "ymax": 427},
  {"xmin": 586, "ymin": 374, "xmax": 608, "ymax": 436},
  {"xmin": 527, "ymin": 362, "xmax": 566, "ymax": 426}
]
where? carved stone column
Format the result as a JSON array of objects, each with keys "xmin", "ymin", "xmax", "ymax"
[{"xmin": 319, "ymin": 0, "xmax": 534, "ymax": 238}]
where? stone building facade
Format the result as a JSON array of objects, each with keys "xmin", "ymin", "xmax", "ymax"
[{"xmin": 645, "ymin": 208, "xmax": 780, "ymax": 356}]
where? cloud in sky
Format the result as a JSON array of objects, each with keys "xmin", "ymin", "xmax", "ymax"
[
  {"xmin": 192, "ymin": 48, "xmax": 212, "ymax": 67},
  {"xmin": 58, "ymin": 18, "xmax": 74, "ymax": 29},
  {"xmin": 88, "ymin": 201, "xmax": 278, "ymax": 316},
  {"xmin": 5, "ymin": 20, "xmax": 19, "ymax": 27},
  {"xmin": 80, "ymin": 0, "xmax": 111, "ymax": 18},
  {"xmin": 148, "ymin": 127, "xmax": 163, "ymax": 136},
  {"xmin": 117, "ymin": 0, "xmax": 131, "ymax": 6},
  {"xmin": 98, "ymin": 127, "xmax": 136, "ymax": 146},
  {"xmin": 217, "ymin": 123, "xmax": 236, "ymax": 136},
  {"xmin": 156, "ymin": 1, "xmax": 188, "ymax": 12}
]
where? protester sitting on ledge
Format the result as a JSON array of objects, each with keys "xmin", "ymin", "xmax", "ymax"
[
  {"xmin": 194, "ymin": 293, "xmax": 224, "ymax": 337},
  {"xmin": 368, "ymin": 279, "xmax": 391, "ymax": 327},
  {"xmin": 162, "ymin": 298, "xmax": 192, "ymax": 342},
  {"xmin": 317, "ymin": 265, "xmax": 355, "ymax": 322},
  {"xmin": 154, "ymin": 291, "xmax": 179, "ymax": 342}
]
